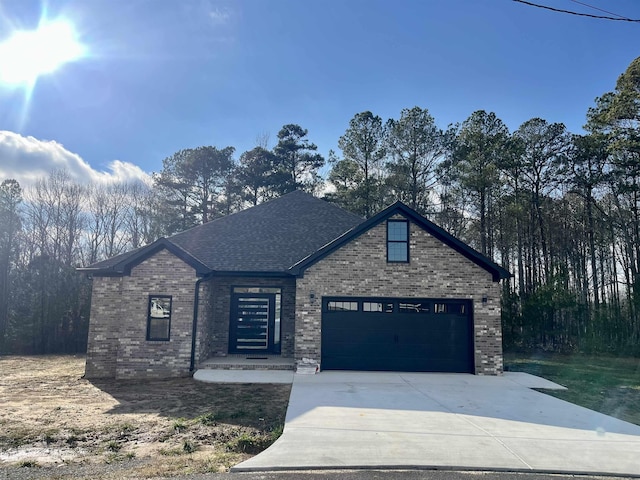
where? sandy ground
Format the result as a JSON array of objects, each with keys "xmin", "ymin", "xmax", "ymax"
[{"xmin": 0, "ymin": 355, "xmax": 290, "ymax": 479}]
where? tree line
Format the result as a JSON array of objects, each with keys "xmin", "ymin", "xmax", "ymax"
[{"xmin": 1, "ymin": 56, "xmax": 639, "ymax": 356}]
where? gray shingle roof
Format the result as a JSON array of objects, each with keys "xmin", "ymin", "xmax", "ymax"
[
  {"xmin": 83, "ymin": 246, "xmax": 145, "ymax": 271},
  {"xmin": 80, "ymin": 191, "xmax": 509, "ymax": 281},
  {"xmin": 82, "ymin": 191, "xmax": 364, "ymax": 274},
  {"xmin": 169, "ymin": 191, "xmax": 364, "ymax": 272}
]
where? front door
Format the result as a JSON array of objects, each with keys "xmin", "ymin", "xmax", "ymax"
[{"xmin": 229, "ymin": 293, "xmax": 277, "ymax": 354}]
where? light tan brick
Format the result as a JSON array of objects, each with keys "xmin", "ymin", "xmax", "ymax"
[{"xmin": 294, "ymin": 216, "xmax": 503, "ymax": 375}]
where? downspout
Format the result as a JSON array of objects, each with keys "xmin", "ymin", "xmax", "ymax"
[{"xmin": 190, "ymin": 275, "xmax": 210, "ymax": 374}]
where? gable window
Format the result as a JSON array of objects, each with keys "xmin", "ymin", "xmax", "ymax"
[
  {"xmin": 147, "ymin": 295, "xmax": 172, "ymax": 341},
  {"xmin": 387, "ymin": 220, "xmax": 409, "ymax": 263}
]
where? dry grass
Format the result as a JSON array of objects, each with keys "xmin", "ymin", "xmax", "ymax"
[{"xmin": 0, "ymin": 355, "xmax": 290, "ymax": 478}]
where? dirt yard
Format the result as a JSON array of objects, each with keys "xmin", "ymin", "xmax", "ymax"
[{"xmin": 0, "ymin": 356, "xmax": 291, "ymax": 479}]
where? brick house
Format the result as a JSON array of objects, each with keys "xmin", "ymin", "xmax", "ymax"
[{"xmin": 80, "ymin": 191, "xmax": 510, "ymax": 379}]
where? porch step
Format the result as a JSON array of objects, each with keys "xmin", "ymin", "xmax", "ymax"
[
  {"xmin": 193, "ymin": 368, "xmax": 294, "ymax": 384},
  {"xmin": 198, "ymin": 355, "xmax": 295, "ymax": 371}
]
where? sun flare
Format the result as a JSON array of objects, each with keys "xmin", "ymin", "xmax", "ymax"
[{"xmin": 0, "ymin": 19, "xmax": 85, "ymax": 86}]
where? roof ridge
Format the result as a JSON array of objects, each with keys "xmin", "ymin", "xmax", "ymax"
[
  {"xmin": 81, "ymin": 190, "xmax": 372, "ymax": 274},
  {"xmin": 318, "ymin": 197, "xmax": 365, "ymax": 222},
  {"xmin": 169, "ymin": 190, "xmax": 332, "ymax": 240}
]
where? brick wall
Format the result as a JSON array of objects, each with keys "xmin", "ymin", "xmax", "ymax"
[
  {"xmin": 207, "ymin": 276, "xmax": 296, "ymax": 358},
  {"xmin": 85, "ymin": 249, "xmax": 199, "ymax": 379},
  {"xmin": 195, "ymin": 279, "xmax": 214, "ymax": 367},
  {"xmin": 85, "ymin": 276, "xmax": 121, "ymax": 378},
  {"xmin": 295, "ymin": 215, "xmax": 503, "ymax": 375},
  {"xmin": 86, "ymin": 217, "xmax": 503, "ymax": 378}
]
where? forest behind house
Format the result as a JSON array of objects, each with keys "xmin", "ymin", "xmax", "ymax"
[{"xmin": 1, "ymin": 57, "xmax": 639, "ymax": 357}]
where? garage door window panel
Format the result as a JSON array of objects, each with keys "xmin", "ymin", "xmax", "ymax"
[
  {"xmin": 399, "ymin": 302, "xmax": 430, "ymax": 314},
  {"xmin": 362, "ymin": 302, "xmax": 394, "ymax": 313},
  {"xmin": 327, "ymin": 301, "xmax": 358, "ymax": 311}
]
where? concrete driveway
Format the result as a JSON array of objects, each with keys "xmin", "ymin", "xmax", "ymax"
[{"xmin": 233, "ymin": 371, "xmax": 640, "ymax": 475}]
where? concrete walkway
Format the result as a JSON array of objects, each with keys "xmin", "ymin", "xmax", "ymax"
[
  {"xmin": 194, "ymin": 369, "xmax": 294, "ymax": 384},
  {"xmin": 233, "ymin": 371, "xmax": 640, "ymax": 476}
]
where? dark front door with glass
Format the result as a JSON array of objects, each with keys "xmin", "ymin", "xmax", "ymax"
[{"xmin": 229, "ymin": 292, "xmax": 280, "ymax": 354}]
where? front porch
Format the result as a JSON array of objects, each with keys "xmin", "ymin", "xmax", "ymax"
[
  {"xmin": 194, "ymin": 354, "xmax": 296, "ymax": 384},
  {"xmin": 200, "ymin": 277, "xmax": 297, "ymax": 366},
  {"xmin": 198, "ymin": 354, "xmax": 295, "ymax": 371}
]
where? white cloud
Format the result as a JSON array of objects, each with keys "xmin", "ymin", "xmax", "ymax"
[
  {"xmin": 0, "ymin": 130, "xmax": 151, "ymax": 188},
  {"xmin": 208, "ymin": 7, "xmax": 231, "ymax": 24},
  {"xmin": 181, "ymin": 1, "xmax": 233, "ymax": 26}
]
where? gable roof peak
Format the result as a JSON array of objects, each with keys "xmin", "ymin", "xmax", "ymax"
[
  {"xmin": 291, "ymin": 199, "xmax": 511, "ymax": 281},
  {"xmin": 77, "ymin": 237, "xmax": 210, "ymax": 275}
]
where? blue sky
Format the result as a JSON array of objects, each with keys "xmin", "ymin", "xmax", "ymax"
[{"xmin": 0, "ymin": 0, "xmax": 639, "ymax": 186}]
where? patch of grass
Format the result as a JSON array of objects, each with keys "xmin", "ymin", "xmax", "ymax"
[
  {"xmin": 18, "ymin": 460, "xmax": 38, "ymax": 468},
  {"xmin": 159, "ymin": 439, "xmax": 198, "ymax": 455},
  {"xmin": 66, "ymin": 434, "xmax": 79, "ymax": 447},
  {"xmin": 197, "ymin": 412, "xmax": 218, "ymax": 426},
  {"xmin": 105, "ymin": 451, "xmax": 135, "ymax": 464},
  {"xmin": 269, "ymin": 424, "xmax": 284, "ymax": 442},
  {"xmin": 225, "ymin": 432, "xmax": 272, "ymax": 454},
  {"xmin": 1, "ymin": 429, "xmax": 33, "ymax": 447},
  {"xmin": 505, "ymin": 352, "xmax": 640, "ymax": 425},
  {"xmin": 172, "ymin": 418, "xmax": 188, "ymax": 433},
  {"xmin": 131, "ymin": 451, "xmax": 241, "ymax": 477},
  {"xmin": 64, "ymin": 427, "xmax": 88, "ymax": 447},
  {"xmin": 0, "ymin": 355, "xmax": 291, "ymax": 476},
  {"xmin": 159, "ymin": 446, "xmax": 185, "ymax": 456},
  {"xmin": 42, "ymin": 429, "xmax": 58, "ymax": 445},
  {"xmin": 118, "ymin": 422, "xmax": 136, "ymax": 434},
  {"xmin": 197, "ymin": 452, "xmax": 239, "ymax": 473},
  {"xmin": 106, "ymin": 440, "xmax": 121, "ymax": 452},
  {"xmin": 103, "ymin": 422, "xmax": 137, "ymax": 437},
  {"xmin": 228, "ymin": 409, "xmax": 248, "ymax": 419},
  {"xmin": 182, "ymin": 439, "xmax": 197, "ymax": 454}
]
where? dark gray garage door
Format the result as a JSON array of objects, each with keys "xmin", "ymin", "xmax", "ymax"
[{"xmin": 322, "ymin": 297, "xmax": 473, "ymax": 373}]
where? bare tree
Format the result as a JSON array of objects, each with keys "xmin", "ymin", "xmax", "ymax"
[
  {"xmin": 24, "ymin": 170, "xmax": 86, "ymax": 266},
  {"xmin": 0, "ymin": 179, "xmax": 22, "ymax": 350}
]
